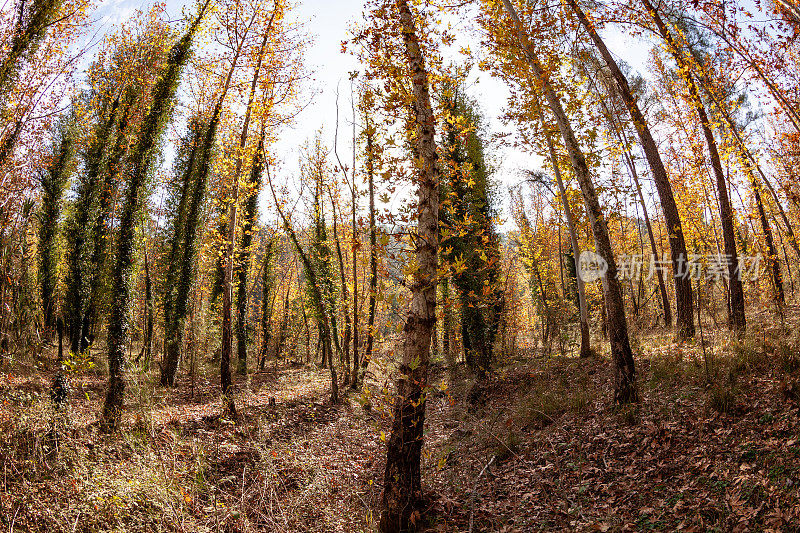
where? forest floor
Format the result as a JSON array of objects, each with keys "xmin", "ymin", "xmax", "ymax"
[{"xmin": 1, "ymin": 309, "xmax": 799, "ymax": 532}]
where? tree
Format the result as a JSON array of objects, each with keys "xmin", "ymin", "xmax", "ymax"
[
  {"xmin": 268, "ymin": 163, "xmax": 340, "ymax": 404},
  {"xmin": 363, "ymin": 0, "xmax": 441, "ymax": 529},
  {"xmin": 533, "ymin": 101, "xmax": 591, "ymax": 357},
  {"xmin": 236, "ymin": 124, "xmax": 268, "ymax": 374},
  {"xmin": 492, "ymin": 0, "xmax": 638, "ymax": 403},
  {"xmin": 0, "ymin": 0, "xmax": 64, "ymax": 96},
  {"xmin": 37, "ymin": 112, "xmax": 77, "ymax": 338},
  {"xmin": 567, "ymin": 0, "xmax": 695, "ymax": 339},
  {"xmin": 439, "ymin": 84, "xmax": 504, "ymax": 376},
  {"xmin": 101, "ymin": 3, "xmax": 208, "ymax": 431},
  {"xmin": 220, "ymin": 2, "xmax": 278, "ymax": 413},
  {"xmin": 642, "ymin": 0, "xmax": 746, "ymax": 333},
  {"xmin": 355, "ymin": 86, "xmax": 380, "ymax": 390}
]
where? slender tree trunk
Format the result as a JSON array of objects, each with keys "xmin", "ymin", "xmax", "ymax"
[
  {"xmin": 221, "ymin": 14, "xmax": 271, "ymax": 415},
  {"xmin": 137, "ymin": 248, "xmax": 153, "ymax": 367},
  {"xmin": 500, "ymin": 0, "xmax": 637, "ymax": 403},
  {"xmin": 643, "ymin": 0, "xmax": 746, "ymax": 333},
  {"xmin": 236, "ymin": 127, "xmax": 267, "ymax": 374},
  {"xmin": 534, "ymin": 103, "xmax": 591, "ymax": 357},
  {"xmin": 258, "ymin": 239, "xmax": 277, "ymax": 369},
  {"xmin": 569, "ymin": 0, "xmax": 694, "ymax": 338},
  {"xmin": 358, "ymin": 110, "xmax": 378, "ymax": 390},
  {"xmin": 351, "ymin": 167, "xmax": 360, "ymax": 389},
  {"xmin": 331, "ymin": 196, "xmax": 352, "ymax": 385},
  {"xmin": 379, "ymin": 1, "xmax": 439, "ymax": 530}
]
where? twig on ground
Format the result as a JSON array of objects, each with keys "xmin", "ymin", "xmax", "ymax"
[{"xmin": 468, "ymin": 455, "xmax": 496, "ymax": 533}]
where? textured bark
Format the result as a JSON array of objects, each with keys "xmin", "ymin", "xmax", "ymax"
[
  {"xmin": 643, "ymin": 0, "xmax": 746, "ymax": 333},
  {"xmin": 569, "ymin": 0, "xmax": 694, "ymax": 339},
  {"xmin": 66, "ymin": 96, "xmax": 121, "ymax": 356},
  {"xmin": 258, "ymin": 239, "xmax": 277, "ymax": 370},
  {"xmin": 379, "ymin": 1, "xmax": 439, "ymax": 530},
  {"xmin": 137, "ymin": 249, "xmax": 154, "ymax": 367},
  {"xmin": 38, "ymin": 118, "xmax": 76, "ymax": 336},
  {"xmin": 500, "ymin": 0, "xmax": 637, "ymax": 403}
]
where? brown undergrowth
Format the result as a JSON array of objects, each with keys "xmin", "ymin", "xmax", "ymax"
[{"xmin": 1, "ymin": 312, "xmax": 799, "ymax": 532}]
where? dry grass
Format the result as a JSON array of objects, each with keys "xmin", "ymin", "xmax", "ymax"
[{"xmin": 1, "ymin": 307, "xmax": 799, "ymax": 531}]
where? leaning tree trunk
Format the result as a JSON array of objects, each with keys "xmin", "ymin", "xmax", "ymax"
[
  {"xmin": 379, "ymin": 1, "xmax": 440, "ymax": 531},
  {"xmin": 643, "ymin": 0, "xmax": 746, "ymax": 333},
  {"xmin": 66, "ymin": 96, "xmax": 121, "ymax": 356},
  {"xmin": 236, "ymin": 127, "xmax": 267, "ymax": 375},
  {"xmin": 568, "ymin": 0, "xmax": 694, "ymax": 338},
  {"xmin": 269, "ymin": 166, "xmax": 340, "ymax": 403},
  {"xmin": 534, "ymin": 103, "xmax": 591, "ymax": 358},
  {"xmin": 101, "ymin": 6, "xmax": 207, "ymax": 431},
  {"xmin": 221, "ymin": 12, "xmax": 272, "ymax": 415},
  {"xmin": 500, "ymin": 0, "xmax": 637, "ymax": 404},
  {"xmin": 701, "ymin": 85, "xmax": 787, "ymax": 305}
]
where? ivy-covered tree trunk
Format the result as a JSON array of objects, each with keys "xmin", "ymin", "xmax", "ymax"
[
  {"xmin": 222, "ymin": 17, "xmax": 272, "ymax": 411},
  {"xmin": 0, "ymin": 0, "xmax": 63, "ymax": 97},
  {"xmin": 101, "ymin": 8, "xmax": 206, "ymax": 431},
  {"xmin": 83, "ymin": 95, "xmax": 136, "ymax": 344},
  {"xmin": 65, "ymin": 96, "xmax": 121, "ymax": 355},
  {"xmin": 236, "ymin": 128, "xmax": 267, "ymax": 375},
  {"xmin": 379, "ymin": 0, "xmax": 440, "ymax": 530},
  {"xmin": 269, "ymin": 167, "xmax": 339, "ymax": 403},
  {"xmin": 258, "ymin": 238, "xmax": 278, "ymax": 370},
  {"xmin": 38, "ymin": 116, "xmax": 77, "ymax": 337},
  {"xmin": 161, "ymin": 116, "xmax": 205, "ymax": 386}
]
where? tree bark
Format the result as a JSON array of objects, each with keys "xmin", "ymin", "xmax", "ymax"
[
  {"xmin": 568, "ymin": 0, "xmax": 694, "ymax": 338},
  {"xmin": 357, "ymin": 117, "xmax": 378, "ymax": 390},
  {"xmin": 500, "ymin": 0, "xmax": 637, "ymax": 403},
  {"xmin": 101, "ymin": 7, "xmax": 207, "ymax": 431},
  {"xmin": 643, "ymin": 0, "xmax": 746, "ymax": 333},
  {"xmin": 379, "ymin": 1, "xmax": 439, "ymax": 530}
]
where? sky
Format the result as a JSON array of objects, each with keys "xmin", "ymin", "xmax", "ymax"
[{"xmin": 88, "ymin": 0, "xmax": 656, "ymax": 229}]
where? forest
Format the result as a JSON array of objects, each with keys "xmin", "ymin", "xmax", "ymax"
[{"xmin": 0, "ymin": 0, "xmax": 799, "ymax": 531}]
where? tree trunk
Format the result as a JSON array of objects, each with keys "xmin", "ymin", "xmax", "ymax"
[
  {"xmin": 137, "ymin": 248, "xmax": 153, "ymax": 368},
  {"xmin": 534, "ymin": 103, "xmax": 591, "ymax": 358},
  {"xmin": 379, "ymin": 1, "xmax": 439, "ymax": 530},
  {"xmin": 500, "ymin": 0, "xmax": 637, "ymax": 404},
  {"xmin": 221, "ymin": 14, "xmax": 272, "ymax": 415},
  {"xmin": 269, "ymin": 166, "xmax": 339, "ymax": 403},
  {"xmin": 569, "ymin": 0, "xmax": 694, "ymax": 338},
  {"xmin": 643, "ymin": 0, "xmax": 746, "ymax": 333},
  {"xmin": 102, "ymin": 8, "xmax": 207, "ymax": 431},
  {"xmin": 358, "ymin": 119, "xmax": 378, "ymax": 390}
]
